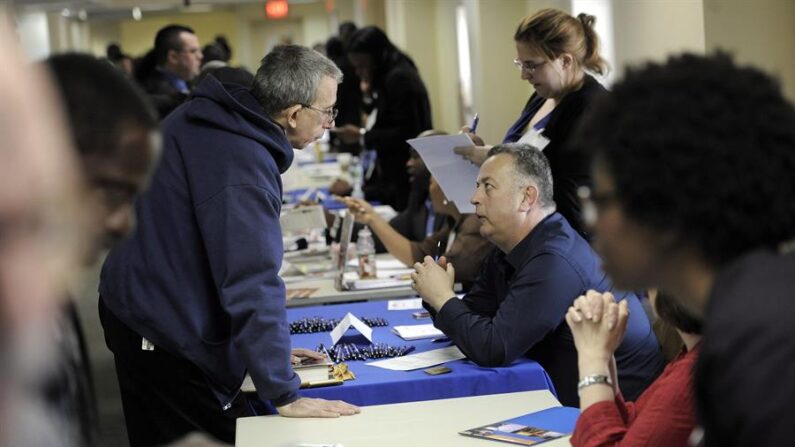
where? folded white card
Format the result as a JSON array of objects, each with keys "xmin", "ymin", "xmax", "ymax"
[
  {"xmin": 330, "ymin": 313, "xmax": 373, "ymax": 345},
  {"xmin": 391, "ymin": 324, "xmax": 444, "ymax": 341},
  {"xmin": 366, "ymin": 345, "xmax": 466, "ymax": 371}
]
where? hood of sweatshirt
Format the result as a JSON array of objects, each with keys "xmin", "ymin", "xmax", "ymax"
[{"xmin": 185, "ymin": 75, "xmax": 294, "ymax": 173}]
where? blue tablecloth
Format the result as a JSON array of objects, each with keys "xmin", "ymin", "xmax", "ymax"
[
  {"xmin": 282, "ymin": 187, "xmax": 349, "ymax": 210},
  {"xmin": 253, "ymin": 299, "xmax": 556, "ymax": 412}
]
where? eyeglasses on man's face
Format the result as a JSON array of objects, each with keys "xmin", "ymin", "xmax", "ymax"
[
  {"xmin": 513, "ymin": 58, "xmax": 547, "ymax": 74},
  {"xmin": 301, "ymin": 104, "xmax": 339, "ymax": 123}
]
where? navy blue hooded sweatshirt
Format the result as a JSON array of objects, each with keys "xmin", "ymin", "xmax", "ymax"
[{"xmin": 99, "ymin": 75, "xmax": 299, "ymax": 408}]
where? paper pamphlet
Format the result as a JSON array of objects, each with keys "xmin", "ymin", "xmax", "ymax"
[
  {"xmin": 391, "ymin": 324, "xmax": 444, "ymax": 341},
  {"xmin": 280, "ymin": 205, "xmax": 327, "ymax": 232},
  {"xmin": 459, "ymin": 406, "xmax": 580, "ymax": 446},
  {"xmin": 407, "ymin": 134, "xmax": 479, "ymax": 214},
  {"xmin": 330, "ymin": 313, "xmax": 373, "ymax": 345},
  {"xmin": 347, "ymin": 278, "xmax": 412, "ymax": 290},
  {"xmin": 366, "ymin": 345, "xmax": 465, "ymax": 371},
  {"xmin": 387, "ymin": 298, "xmax": 423, "ymax": 310}
]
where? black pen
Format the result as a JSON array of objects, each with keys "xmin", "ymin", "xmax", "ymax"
[{"xmin": 470, "ymin": 113, "xmax": 479, "ymax": 133}]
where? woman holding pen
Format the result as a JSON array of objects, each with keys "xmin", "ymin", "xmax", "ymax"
[
  {"xmin": 339, "ymin": 177, "xmax": 492, "ymax": 291},
  {"xmin": 457, "ymin": 9, "xmax": 608, "ymax": 239}
]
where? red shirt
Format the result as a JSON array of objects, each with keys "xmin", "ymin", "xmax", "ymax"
[{"xmin": 571, "ymin": 345, "xmax": 699, "ymax": 447}]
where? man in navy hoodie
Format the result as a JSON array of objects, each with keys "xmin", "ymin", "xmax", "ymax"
[{"xmin": 99, "ymin": 45, "xmax": 359, "ymax": 447}]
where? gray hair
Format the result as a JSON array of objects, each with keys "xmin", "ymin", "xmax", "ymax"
[
  {"xmin": 252, "ymin": 45, "xmax": 343, "ymax": 117},
  {"xmin": 487, "ymin": 143, "xmax": 555, "ymax": 209}
]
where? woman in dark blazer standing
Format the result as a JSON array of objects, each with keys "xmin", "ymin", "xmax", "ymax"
[
  {"xmin": 458, "ymin": 9, "xmax": 608, "ymax": 239},
  {"xmin": 333, "ymin": 26, "xmax": 432, "ymax": 212}
]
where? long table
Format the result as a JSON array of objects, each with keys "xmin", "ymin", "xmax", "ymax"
[
  {"xmin": 283, "ymin": 254, "xmax": 416, "ymax": 307},
  {"xmin": 249, "ymin": 299, "xmax": 555, "ymax": 413},
  {"xmin": 237, "ymin": 390, "xmax": 574, "ymax": 447}
]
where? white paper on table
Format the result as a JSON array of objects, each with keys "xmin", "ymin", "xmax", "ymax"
[
  {"xmin": 280, "ymin": 205, "xmax": 327, "ymax": 232},
  {"xmin": 407, "ymin": 134, "xmax": 479, "ymax": 213},
  {"xmin": 391, "ymin": 324, "xmax": 444, "ymax": 340},
  {"xmin": 347, "ymin": 278, "xmax": 412, "ymax": 290},
  {"xmin": 366, "ymin": 346, "xmax": 466, "ymax": 371},
  {"xmin": 387, "ymin": 298, "xmax": 423, "ymax": 310},
  {"xmin": 346, "ymin": 258, "xmax": 408, "ymax": 270},
  {"xmin": 330, "ymin": 313, "xmax": 373, "ymax": 345}
]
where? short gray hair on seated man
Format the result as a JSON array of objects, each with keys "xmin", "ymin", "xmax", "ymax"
[
  {"xmin": 487, "ymin": 143, "xmax": 555, "ymax": 209},
  {"xmin": 252, "ymin": 45, "xmax": 343, "ymax": 117}
]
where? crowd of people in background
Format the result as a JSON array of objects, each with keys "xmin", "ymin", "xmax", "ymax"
[{"xmin": 0, "ymin": 5, "xmax": 793, "ymax": 447}]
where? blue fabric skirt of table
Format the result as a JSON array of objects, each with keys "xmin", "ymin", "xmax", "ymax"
[{"xmin": 251, "ymin": 299, "xmax": 556, "ymax": 413}]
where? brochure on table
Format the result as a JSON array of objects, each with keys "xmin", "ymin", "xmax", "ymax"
[{"xmin": 459, "ymin": 406, "xmax": 580, "ymax": 446}]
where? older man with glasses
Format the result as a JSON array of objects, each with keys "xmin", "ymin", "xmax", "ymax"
[{"xmin": 99, "ymin": 45, "xmax": 359, "ymax": 447}]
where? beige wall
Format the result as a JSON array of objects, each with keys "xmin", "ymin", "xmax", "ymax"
[
  {"xmin": 67, "ymin": 0, "xmax": 792, "ymax": 140},
  {"xmin": 384, "ymin": 0, "xmax": 457, "ymax": 134},
  {"xmin": 465, "ymin": 0, "xmax": 530, "ymax": 145},
  {"xmin": 704, "ymin": 0, "xmax": 795, "ymax": 101},
  {"xmin": 612, "ymin": 0, "xmax": 706, "ymax": 76}
]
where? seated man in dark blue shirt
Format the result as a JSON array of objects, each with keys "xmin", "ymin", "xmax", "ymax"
[{"xmin": 411, "ymin": 143, "xmax": 664, "ymax": 406}]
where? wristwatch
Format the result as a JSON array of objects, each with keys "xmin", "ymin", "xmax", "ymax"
[{"xmin": 577, "ymin": 374, "xmax": 612, "ymax": 396}]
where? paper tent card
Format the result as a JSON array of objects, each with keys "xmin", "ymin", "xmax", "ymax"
[{"xmin": 330, "ymin": 312, "xmax": 374, "ymax": 346}]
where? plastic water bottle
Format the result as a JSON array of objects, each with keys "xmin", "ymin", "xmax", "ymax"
[
  {"xmin": 351, "ymin": 156, "xmax": 364, "ymax": 199},
  {"xmin": 357, "ymin": 226, "xmax": 377, "ymax": 279}
]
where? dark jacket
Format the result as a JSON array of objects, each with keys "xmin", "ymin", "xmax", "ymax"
[
  {"xmin": 429, "ymin": 213, "xmax": 664, "ymax": 406},
  {"xmin": 362, "ymin": 60, "xmax": 432, "ymax": 211},
  {"xmin": 504, "ymin": 75, "xmax": 607, "ymax": 239},
  {"xmin": 141, "ymin": 68, "xmax": 190, "ymax": 119},
  {"xmin": 99, "ymin": 75, "xmax": 300, "ymax": 409},
  {"xmin": 696, "ymin": 249, "xmax": 795, "ymax": 447}
]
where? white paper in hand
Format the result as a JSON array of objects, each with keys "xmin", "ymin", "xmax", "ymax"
[{"xmin": 407, "ymin": 134, "xmax": 479, "ymax": 213}]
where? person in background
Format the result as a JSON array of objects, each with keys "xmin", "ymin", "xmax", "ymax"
[
  {"xmin": 135, "ymin": 24, "xmax": 203, "ymax": 119},
  {"xmin": 411, "ymin": 143, "xmax": 664, "ymax": 406},
  {"xmin": 99, "ymin": 45, "xmax": 359, "ymax": 447},
  {"xmin": 0, "ymin": 18, "xmax": 88, "ymax": 446},
  {"xmin": 45, "ymin": 53, "xmax": 160, "ymax": 447},
  {"xmin": 567, "ymin": 290, "xmax": 700, "ymax": 447},
  {"xmin": 332, "ymin": 26, "xmax": 432, "ymax": 211},
  {"xmin": 385, "ymin": 137, "xmax": 447, "ymax": 243},
  {"xmin": 456, "ymin": 8, "xmax": 607, "ymax": 239},
  {"xmin": 197, "ymin": 37, "xmax": 254, "ymax": 88},
  {"xmin": 326, "ymin": 33, "xmax": 363, "ymax": 154},
  {"xmin": 572, "ymin": 52, "xmax": 795, "ymax": 446},
  {"xmin": 325, "ymin": 130, "xmax": 448, "ymax": 255},
  {"xmin": 106, "ymin": 43, "xmax": 134, "ymax": 77},
  {"xmin": 341, "ymin": 173, "xmax": 492, "ymax": 291}
]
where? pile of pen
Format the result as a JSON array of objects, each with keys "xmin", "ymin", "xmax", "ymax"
[
  {"xmin": 316, "ymin": 342, "xmax": 415, "ymax": 362},
  {"xmin": 289, "ymin": 316, "xmax": 389, "ymax": 334}
]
